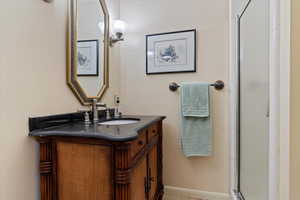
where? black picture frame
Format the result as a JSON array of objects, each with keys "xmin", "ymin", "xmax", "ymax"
[
  {"xmin": 77, "ymin": 40, "xmax": 99, "ymax": 77},
  {"xmin": 146, "ymin": 29, "xmax": 197, "ymax": 75}
]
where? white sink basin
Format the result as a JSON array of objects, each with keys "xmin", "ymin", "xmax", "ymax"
[{"xmin": 98, "ymin": 119, "xmax": 139, "ymax": 126}]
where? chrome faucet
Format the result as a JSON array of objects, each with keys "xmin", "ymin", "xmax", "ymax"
[{"xmin": 92, "ymin": 99, "xmax": 107, "ymax": 123}]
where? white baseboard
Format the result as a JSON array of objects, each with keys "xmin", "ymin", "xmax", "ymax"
[{"xmin": 164, "ymin": 186, "xmax": 231, "ymax": 200}]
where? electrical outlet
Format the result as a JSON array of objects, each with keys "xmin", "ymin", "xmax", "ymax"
[{"xmin": 114, "ymin": 95, "xmax": 120, "ymax": 106}]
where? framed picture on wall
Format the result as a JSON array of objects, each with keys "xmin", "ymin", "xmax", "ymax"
[
  {"xmin": 146, "ymin": 29, "xmax": 196, "ymax": 75},
  {"xmin": 77, "ymin": 40, "xmax": 99, "ymax": 76}
]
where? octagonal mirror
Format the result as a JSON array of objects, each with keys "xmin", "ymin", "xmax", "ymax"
[{"xmin": 67, "ymin": 0, "xmax": 110, "ymax": 105}]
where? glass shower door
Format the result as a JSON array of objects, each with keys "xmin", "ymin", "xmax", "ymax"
[{"xmin": 238, "ymin": 0, "xmax": 269, "ymax": 199}]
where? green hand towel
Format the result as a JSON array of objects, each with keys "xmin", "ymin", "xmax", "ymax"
[{"xmin": 181, "ymin": 82, "xmax": 212, "ymax": 157}]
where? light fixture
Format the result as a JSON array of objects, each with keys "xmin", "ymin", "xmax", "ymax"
[
  {"xmin": 43, "ymin": 0, "xmax": 53, "ymax": 3},
  {"xmin": 110, "ymin": 20, "xmax": 126, "ymax": 47}
]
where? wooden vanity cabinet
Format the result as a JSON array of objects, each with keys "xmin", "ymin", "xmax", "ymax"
[{"xmin": 36, "ymin": 121, "xmax": 163, "ymax": 200}]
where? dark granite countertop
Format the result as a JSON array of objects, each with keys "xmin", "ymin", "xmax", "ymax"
[{"xmin": 29, "ymin": 115, "xmax": 165, "ymax": 142}]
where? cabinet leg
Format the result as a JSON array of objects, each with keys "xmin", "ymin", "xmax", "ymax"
[{"xmin": 39, "ymin": 140, "xmax": 57, "ymax": 200}]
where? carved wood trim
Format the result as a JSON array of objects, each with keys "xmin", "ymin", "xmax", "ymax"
[
  {"xmin": 115, "ymin": 143, "xmax": 131, "ymax": 200},
  {"xmin": 115, "ymin": 168, "xmax": 132, "ymax": 185},
  {"xmin": 130, "ymin": 136, "xmax": 159, "ymax": 169},
  {"xmin": 52, "ymin": 142, "xmax": 58, "ymax": 200},
  {"xmin": 42, "ymin": 136, "xmax": 113, "ymax": 146},
  {"xmin": 115, "ymin": 137, "xmax": 159, "ymax": 188},
  {"xmin": 115, "ymin": 143, "xmax": 131, "ymax": 151},
  {"xmin": 40, "ymin": 161, "xmax": 52, "ymax": 174},
  {"xmin": 157, "ymin": 121, "xmax": 163, "ymax": 191},
  {"xmin": 39, "ymin": 141, "xmax": 57, "ymax": 200},
  {"xmin": 154, "ymin": 188, "xmax": 164, "ymax": 200}
]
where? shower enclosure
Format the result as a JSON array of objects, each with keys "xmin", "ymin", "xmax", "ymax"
[{"xmin": 237, "ymin": 0, "xmax": 270, "ymax": 199}]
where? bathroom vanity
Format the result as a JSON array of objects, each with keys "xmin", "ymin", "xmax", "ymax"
[
  {"xmin": 29, "ymin": 114, "xmax": 165, "ymax": 200},
  {"xmin": 29, "ymin": 0, "xmax": 166, "ymax": 199}
]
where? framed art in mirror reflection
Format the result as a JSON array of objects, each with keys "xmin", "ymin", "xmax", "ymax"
[{"xmin": 77, "ymin": 40, "xmax": 99, "ymax": 77}]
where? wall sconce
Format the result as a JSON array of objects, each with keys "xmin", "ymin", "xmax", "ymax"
[{"xmin": 110, "ymin": 20, "xmax": 126, "ymax": 47}]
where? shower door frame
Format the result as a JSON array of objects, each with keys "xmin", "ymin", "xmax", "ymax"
[
  {"xmin": 236, "ymin": 2, "xmax": 250, "ymax": 200},
  {"xmin": 237, "ymin": 0, "xmax": 270, "ymax": 199},
  {"xmin": 229, "ymin": 0, "xmax": 291, "ymax": 199}
]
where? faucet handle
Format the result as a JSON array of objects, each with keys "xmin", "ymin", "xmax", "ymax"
[
  {"xmin": 106, "ymin": 108, "xmax": 111, "ymax": 120},
  {"xmin": 77, "ymin": 109, "xmax": 91, "ymax": 125},
  {"xmin": 96, "ymin": 103, "xmax": 107, "ymax": 108},
  {"xmin": 83, "ymin": 112, "xmax": 91, "ymax": 125},
  {"xmin": 92, "ymin": 99, "xmax": 106, "ymax": 108},
  {"xmin": 78, "ymin": 108, "xmax": 91, "ymax": 113}
]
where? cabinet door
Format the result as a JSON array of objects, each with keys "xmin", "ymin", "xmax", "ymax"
[
  {"xmin": 148, "ymin": 144, "xmax": 158, "ymax": 200},
  {"xmin": 57, "ymin": 142, "xmax": 112, "ymax": 200},
  {"xmin": 131, "ymin": 157, "xmax": 148, "ymax": 200}
]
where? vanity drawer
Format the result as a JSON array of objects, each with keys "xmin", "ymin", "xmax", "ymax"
[
  {"xmin": 148, "ymin": 124, "xmax": 159, "ymax": 140},
  {"xmin": 131, "ymin": 130, "xmax": 147, "ymax": 158}
]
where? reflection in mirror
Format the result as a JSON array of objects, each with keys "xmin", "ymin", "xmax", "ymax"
[
  {"xmin": 77, "ymin": 0, "xmax": 105, "ymax": 97},
  {"xmin": 67, "ymin": 0, "xmax": 109, "ymax": 105}
]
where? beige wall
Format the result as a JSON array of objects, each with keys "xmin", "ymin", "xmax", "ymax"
[
  {"xmin": 0, "ymin": 0, "xmax": 119, "ymax": 199},
  {"xmin": 101, "ymin": 0, "xmax": 121, "ymax": 107},
  {"xmin": 119, "ymin": 0, "xmax": 229, "ymax": 193},
  {"xmin": 0, "ymin": 1, "xmax": 79, "ymax": 199},
  {"xmin": 290, "ymin": 0, "xmax": 300, "ymax": 198}
]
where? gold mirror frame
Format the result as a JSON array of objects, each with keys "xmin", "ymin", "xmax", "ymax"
[{"xmin": 67, "ymin": 0, "xmax": 110, "ymax": 106}]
